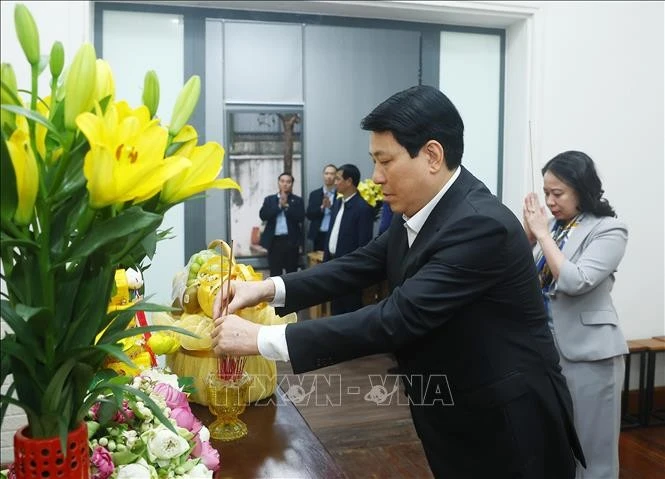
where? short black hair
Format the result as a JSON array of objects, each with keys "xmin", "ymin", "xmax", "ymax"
[
  {"xmin": 337, "ymin": 164, "xmax": 361, "ymax": 187},
  {"xmin": 278, "ymin": 172, "xmax": 294, "ymax": 183},
  {"xmin": 542, "ymin": 151, "xmax": 616, "ymax": 217},
  {"xmin": 360, "ymin": 85, "xmax": 464, "ymax": 169},
  {"xmin": 323, "ymin": 164, "xmax": 337, "ymax": 172}
]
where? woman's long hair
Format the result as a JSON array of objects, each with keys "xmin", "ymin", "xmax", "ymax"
[{"xmin": 542, "ymin": 151, "xmax": 616, "ymax": 217}]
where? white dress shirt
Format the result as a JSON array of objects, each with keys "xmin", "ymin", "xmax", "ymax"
[
  {"xmin": 257, "ymin": 168, "xmax": 461, "ymax": 362},
  {"xmin": 327, "ymin": 193, "xmax": 356, "ymax": 256}
]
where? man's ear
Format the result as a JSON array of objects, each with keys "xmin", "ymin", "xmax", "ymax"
[{"xmin": 424, "ymin": 140, "xmax": 445, "ymax": 173}]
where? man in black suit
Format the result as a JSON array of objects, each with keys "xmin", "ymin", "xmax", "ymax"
[
  {"xmin": 213, "ymin": 86, "xmax": 585, "ymax": 478},
  {"xmin": 325, "ymin": 163, "xmax": 375, "ymax": 314},
  {"xmin": 305, "ymin": 164, "xmax": 337, "ymax": 252},
  {"xmin": 259, "ymin": 172, "xmax": 305, "ymax": 278}
]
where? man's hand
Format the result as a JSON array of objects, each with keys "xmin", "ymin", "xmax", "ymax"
[
  {"xmin": 212, "ymin": 279, "xmax": 276, "ymax": 319},
  {"xmin": 212, "ymin": 314, "xmax": 260, "ymax": 356},
  {"xmin": 321, "ymin": 195, "xmax": 331, "ymax": 209},
  {"xmin": 279, "ymin": 191, "xmax": 288, "ymax": 208}
]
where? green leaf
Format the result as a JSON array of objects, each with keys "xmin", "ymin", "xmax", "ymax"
[
  {"xmin": 112, "ymin": 449, "xmax": 141, "ymax": 466},
  {"xmin": 1, "ymin": 80, "xmax": 22, "ymax": 106},
  {"xmin": 42, "ymin": 357, "xmax": 77, "ymax": 414},
  {"xmin": 0, "ymin": 130, "xmax": 17, "ymax": 223},
  {"xmin": 2, "ymin": 302, "xmax": 48, "ymax": 362},
  {"xmin": 0, "ymin": 231, "xmax": 39, "ymax": 250},
  {"xmin": 63, "ymin": 207, "xmax": 163, "ymax": 262},
  {"xmin": 94, "ymin": 343, "xmax": 135, "ymax": 368},
  {"xmin": 0, "ymin": 391, "xmax": 38, "ymax": 418},
  {"xmin": 0, "ymin": 104, "xmax": 63, "ymax": 143},
  {"xmin": 0, "ymin": 382, "xmax": 15, "ymax": 427},
  {"xmin": 2, "ymin": 337, "xmax": 40, "ymax": 385}
]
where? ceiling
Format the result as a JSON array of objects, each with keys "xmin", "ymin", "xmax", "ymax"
[{"xmin": 99, "ymin": 1, "xmax": 533, "ymax": 29}]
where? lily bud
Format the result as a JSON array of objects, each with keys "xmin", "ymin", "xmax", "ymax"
[
  {"xmin": 1, "ymin": 63, "xmax": 19, "ymax": 130},
  {"xmin": 14, "ymin": 4, "xmax": 40, "ymax": 66},
  {"xmin": 49, "ymin": 41, "xmax": 65, "ymax": 79},
  {"xmin": 94, "ymin": 59, "xmax": 115, "ymax": 104},
  {"xmin": 168, "ymin": 75, "xmax": 200, "ymax": 136},
  {"xmin": 142, "ymin": 70, "xmax": 160, "ymax": 118},
  {"xmin": 6, "ymin": 128, "xmax": 39, "ymax": 225},
  {"xmin": 64, "ymin": 43, "xmax": 97, "ymax": 130}
]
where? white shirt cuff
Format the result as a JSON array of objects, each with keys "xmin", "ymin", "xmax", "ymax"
[
  {"xmin": 270, "ymin": 276, "xmax": 286, "ymax": 307},
  {"xmin": 257, "ymin": 324, "xmax": 290, "ymax": 362}
]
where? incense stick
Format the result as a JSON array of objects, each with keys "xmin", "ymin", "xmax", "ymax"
[{"xmin": 217, "ymin": 240, "xmax": 245, "ymax": 381}]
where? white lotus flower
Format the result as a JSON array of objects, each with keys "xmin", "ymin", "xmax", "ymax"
[
  {"xmin": 141, "ymin": 369, "xmax": 181, "ymax": 389},
  {"xmin": 198, "ymin": 425, "xmax": 210, "ymax": 442},
  {"xmin": 183, "ymin": 463, "xmax": 213, "ymax": 479},
  {"xmin": 144, "ymin": 424, "xmax": 190, "ymax": 461},
  {"xmin": 116, "ymin": 458, "xmax": 157, "ymax": 479},
  {"xmin": 122, "ymin": 429, "xmax": 138, "ymax": 449}
]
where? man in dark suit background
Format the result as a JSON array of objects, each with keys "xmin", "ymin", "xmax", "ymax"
[
  {"xmin": 214, "ymin": 86, "xmax": 585, "ymax": 478},
  {"xmin": 259, "ymin": 172, "xmax": 305, "ymax": 278},
  {"xmin": 305, "ymin": 164, "xmax": 337, "ymax": 252},
  {"xmin": 324, "ymin": 163, "xmax": 375, "ymax": 314}
]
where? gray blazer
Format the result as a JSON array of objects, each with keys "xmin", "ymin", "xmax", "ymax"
[{"xmin": 535, "ymin": 214, "xmax": 629, "ymax": 361}]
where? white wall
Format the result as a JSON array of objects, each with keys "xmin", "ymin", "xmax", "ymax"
[
  {"xmin": 532, "ymin": 1, "xmax": 664, "ymax": 340},
  {"xmin": 0, "ymin": 0, "xmax": 93, "ymax": 462}
]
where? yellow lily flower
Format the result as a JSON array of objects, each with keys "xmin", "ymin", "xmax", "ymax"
[
  {"xmin": 6, "ymin": 128, "xmax": 39, "ymax": 225},
  {"xmin": 76, "ymin": 101, "xmax": 191, "ymax": 208},
  {"xmin": 160, "ymin": 141, "xmax": 240, "ymax": 205},
  {"xmin": 171, "ymin": 124, "xmax": 198, "ymax": 157}
]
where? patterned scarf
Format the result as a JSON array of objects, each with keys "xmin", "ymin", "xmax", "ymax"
[{"xmin": 536, "ymin": 214, "xmax": 582, "ymax": 292}]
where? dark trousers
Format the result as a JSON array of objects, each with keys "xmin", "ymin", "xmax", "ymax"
[
  {"xmin": 268, "ymin": 236, "xmax": 299, "ymax": 277},
  {"xmin": 313, "ymin": 231, "xmax": 328, "ymax": 252},
  {"xmin": 268, "ymin": 236, "xmax": 299, "ymax": 316}
]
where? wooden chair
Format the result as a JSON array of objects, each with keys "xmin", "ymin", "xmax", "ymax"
[
  {"xmin": 622, "ymin": 340, "xmax": 649, "ymax": 429},
  {"xmin": 634, "ymin": 339, "xmax": 665, "ymax": 427}
]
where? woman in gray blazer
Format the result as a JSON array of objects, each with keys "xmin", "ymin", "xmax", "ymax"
[{"xmin": 523, "ymin": 150, "xmax": 628, "ymax": 479}]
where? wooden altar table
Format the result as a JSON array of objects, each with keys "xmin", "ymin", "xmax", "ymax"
[{"xmin": 191, "ymin": 388, "xmax": 345, "ymax": 479}]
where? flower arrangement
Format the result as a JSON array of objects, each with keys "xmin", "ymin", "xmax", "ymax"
[
  {"xmin": 357, "ymin": 178, "xmax": 384, "ymax": 218},
  {"xmin": 0, "ymin": 1, "xmax": 239, "ymax": 454},
  {"xmin": 85, "ymin": 368, "xmax": 219, "ymax": 479}
]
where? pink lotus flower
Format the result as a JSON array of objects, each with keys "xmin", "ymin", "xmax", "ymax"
[
  {"xmin": 91, "ymin": 446, "xmax": 114, "ymax": 479},
  {"xmin": 153, "ymin": 382, "xmax": 188, "ymax": 409},
  {"xmin": 170, "ymin": 406, "xmax": 198, "ymax": 432},
  {"xmin": 197, "ymin": 441, "xmax": 221, "ymax": 472}
]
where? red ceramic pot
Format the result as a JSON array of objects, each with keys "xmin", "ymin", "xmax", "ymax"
[{"xmin": 13, "ymin": 422, "xmax": 89, "ymax": 479}]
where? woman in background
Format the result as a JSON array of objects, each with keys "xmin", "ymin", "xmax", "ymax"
[{"xmin": 523, "ymin": 150, "xmax": 628, "ymax": 478}]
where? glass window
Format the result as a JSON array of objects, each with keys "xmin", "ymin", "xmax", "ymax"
[
  {"xmin": 224, "ymin": 22, "xmax": 303, "ymax": 104},
  {"xmin": 226, "ymin": 109, "xmax": 303, "ymax": 260}
]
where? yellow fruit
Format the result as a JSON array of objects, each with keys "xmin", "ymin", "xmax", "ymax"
[{"xmin": 197, "ymin": 277, "xmax": 221, "ymax": 318}]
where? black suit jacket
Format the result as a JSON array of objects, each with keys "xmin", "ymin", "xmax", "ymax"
[
  {"xmin": 323, "ymin": 193, "xmax": 375, "ymax": 261},
  {"xmin": 259, "ymin": 193, "xmax": 305, "ymax": 250},
  {"xmin": 279, "ymin": 168, "xmax": 585, "ymax": 478},
  {"xmin": 305, "ymin": 187, "xmax": 335, "ymax": 241}
]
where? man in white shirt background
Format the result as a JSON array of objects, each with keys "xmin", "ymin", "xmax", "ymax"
[{"xmin": 324, "ymin": 163, "xmax": 374, "ymax": 314}]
